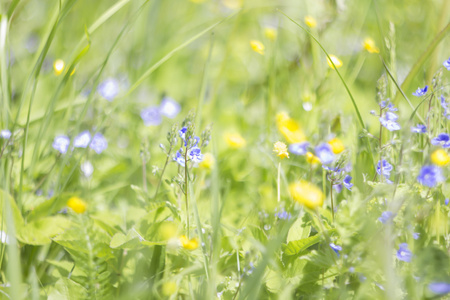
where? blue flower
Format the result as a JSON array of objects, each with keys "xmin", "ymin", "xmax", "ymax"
[
  {"xmin": 98, "ymin": 78, "xmax": 119, "ymax": 101},
  {"xmin": 315, "ymin": 143, "xmax": 335, "ymax": 164},
  {"xmin": 329, "ymin": 243, "xmax": 342, "ymax": 256},
  {"xmin": 411, "ymin": 124, "xmax": 427, "ymax": 133},
  {"xmin": 52, "ymin": 135, "xmax": 70, "ymax": 154},
  {"xmin": 140, "ymin": 107, "xmax": 162, "ymax": 126},
  {"xmin": 412, "ymin": 85, "xmax": 428, "ymax": 97},
  {"xmin": 275, "ymin": 209, "xmax": 291, "ymax": 220},
  {"xmin": 189, "ymin": 147, "xmax": 203, "ymax": 163},
  {"xmin": 396, "ymin": 243, "xmax": 412, "ymax": 262},
  {"xmin": 417, "ymin": 165, "xmax": 444, "ymax": 187},
  {"xmin": 413, "ymin": 232, "xmax": 420, "ymax": 240},
  {"xmin": 0, "ymin": 129, "xmax": 11, "ymax": 139},
  {"xmin": 74, "ymin": 131, "xmax": 91, "ymax": 148},
  {"xmin": 431, "ymin": 133, "xmax": 450, "ymax": 148},
  {"xmin": 380, "ymin": 101, "xmax": 398, "ymax": 112},
  {"xmin": 378, "ymin": 211, "xmax": 394, "ymax": 224},
  {"xmin": 334, "ymin": 184, "xmax": 343, "ymax": 193},
  {"xmin": 376, "ymin": 159, "xmax": 393, "ymax": 179},
  {"xmin": 159, "ymin": 96, "xmax": 181, "ymax": 119},
  {"xmin": 289, "ymin": 142, "xmax": 309, "ymax": 155},
  {"xmin": 343, "ymin": 175, "xmax": 353, "ymax": 191},
  {"xmin": 179, "ymin": 127, "xmax": 187, "ymax": 140},
  {"xmin": 90, "ymin": 133, "xmax": 108, "ymax": 154},
  {"xmin": 445, "ymin": 198, "xmax": 449, "ymax": 205},
  {"xmin": 443, "ymin": 57, "xmax": 450, "ymax": 71},
  {"xmin": 174, "ymin": 149, "xmax": 185, "ymax": 167},
  {"xmin": 429, "ymin": 282, "xmax": 450, "ymax": 295},
  {"xmin": 380, "ymin": 112, "xmax": 401, "ymax": 131}
]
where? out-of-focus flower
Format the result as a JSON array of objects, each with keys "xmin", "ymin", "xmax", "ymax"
[
  {"xmin": 74, "ymin": 131, "xmax": 91, "ymax": 148},
  {"xmin": 222, "ymin": 0, "xmax": 242, "ymax": 9},
  {"xmin": 443, "ymin": 57, "xmax": 450, "ymax": 71},
  {"xmin": 315, "ymin": 143, "xmax": 335, "ymax": 164},
  {"xmin": 343, "ymin": 175, "xmax": 353, "ymax": 191},
  {"xmin": 304, "ymin": 16, "xmax": 317, "ymax": 28},
  {"xmin": 264, "ymin": 27, "xmax": 277, "ymax": 41},
  {"xmin": 411, "ymin": 124, "xmax": 427, "ymax": 133},
  {"xmin": 446, "ymin": 198, "xmax": 449, "ymax": 205},
  {"xmin": 431, "ymin": 133, "xmax": 450, "ymax": 148},
  {"xmin": 363, "ymin": 38, "xmax": 379, "ymax": 53},
  {"xmin": 161, "ymin": 281, "xmax": 177, "ymax": 296},
  {"xmin": 328, "ymin": 138, "xmax": 345, "ymax": 154},
  {"xmin": 380, "ymin": 111, "xmax": 401, "ymax": 131},
  {"xmin": 429, "ymin": 282, "xmax": 450, "ymax": 295},
  {"xmin": 377, "ymin": 159, "xmax": 393, "ymax": 180},
  {"xmin": 378, "ymin": 211, "xmax": 394, "ymax": 224},
  {"xmin": 98, "ymin": 78, "xmax": 119, "ymax": 101},
  {"xmin": 189, "ymin": 147, "xmax": 203, "ymax": 163},
  {"xmin": 81, "ymin": 161, "xmax": 94, "ymax": 178},
  {"xmin": 306, "ymin": 151, "xmax": 321, "ymax": 164},
  {"xmin": 90, "ymin": 133, "xmax": 108, "ymax": 154},
  {"xmin": 199, "ymin": 153, "xmax": 214, "ymax": 170},
  {"xmin": 396, "ymin": 243, "xmax": 412, "ymax": 262},
  {"xmin": 327, "ymin": 55, "xmax": 343, "ymax": 69},
  {"xmin": 1, "ymin": 129, "xmax": 11, "ymax": 139},
  {"xmin": 159, "ymin": 97, "xmax": 181, "ymax": 119},
  {"xmin": 413, "ymin": 232, "xmax": 420, "ymax": 240},
  {"xmin": 380, "ymin": 101, "xmax": 398, "ymax": 111},
  {"xmin": 53, "ymin": 59, "xmax": 65, "ymax": 75},
  {"xmin": 179, "ymin": 235, "xmax": 198, "ymax": 250},
  {"xmin": 67, "ymin": 196, "xmax": 87, "ymax": 214},
  {"xmin": 289, "ymin": 180, "xmax": 324, "ymax": 209},
  {"xmin": 289, "ymin": 142, "xmax": 309, "ymax": 155},
  {"xmin": 276, "ymin": 112, "xmax": 305, "ymax": 143},
  {"xmin": 431, "ymin": 149, "xmax": 450, "ymax": 166},
  {"xmin": 224, "ymin": 133, "xmax": 246, "ymax": 149},
  {"xmin": 250, "ymin": 40, "xmax": 265, "ymax": 55},
  {"xmin": 52, "ymin": 135, "xmax": 70, "ymax": 154},
  {"xmin": 141, "ymin": 107, "xmax": 162, "ymax": 126},
  {"xmin": 179, "ymin": 127, "xmax": 188, "ymax": 141},
  {"xmin": 273, "ymin": 141, "xmax": 289, "ymax": 159},
  {"xmin": 275, "ymin": 209, "xmax": 291, "ymax": 220},
  {"xmin": 412, "ymin": 85, "xmax": 428, "ymax": 97},
  {"xmin": 0, "ymin": 230, "xmax": 10, "ymax": 244},
  {"xmin": 174, "ymin": 149, "xmax": 186, "ymax": 167},
  {"xmin": 329, "ymin": 243, "xmax": 342, "ymax": 256},
  {"xmin": 417, "ymin": 165, "xmax": 444, "ymax": 187}
]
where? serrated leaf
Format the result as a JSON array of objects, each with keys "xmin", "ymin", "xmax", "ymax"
[
  {"xmin": 284, "ymin": 235, "xmax": 322, "ymax": 256},
  {"xmin": 18, "ymin": 216, "xmax": 71, "ymax": 245}
]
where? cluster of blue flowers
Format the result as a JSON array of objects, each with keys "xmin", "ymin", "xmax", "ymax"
[
  {"xmin": 174, "ymin": 127, "xmax": 204, "ymax": 167},
  {"xmin": 376, "ymin": 159, "xmax": 393, "ymax": 183},
  {"xmin": 379, "ymin": 101, "xmax": 401, "ymax": 131},
  {"xmin": 417, "ymin": 165, "xmax": 444, "ymax": 187},
  {"xmin": 141, "ymin": 96, "xmax": 181, "ymax": 126},
  {"xmin": 52, "ymin": 130, "xmax": 108, "ymax": 155}
]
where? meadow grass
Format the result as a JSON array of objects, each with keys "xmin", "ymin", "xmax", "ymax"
[{"xmin": 1, "ymin": 0, "xmax": 450, "ymax": 299}]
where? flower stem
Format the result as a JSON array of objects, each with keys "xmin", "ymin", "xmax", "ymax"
[
  {"xmin": 184, "ymin": 149, "xmax": 190, "ymax": 239},
  {"xmin": 330, "ymin": 180, "xmax": 334, "ymax": 223},
  {"xmin": 277, "ymin": 161, "xmax": 281, "ymax": 203},
  {"xmin": 153, "ymin": 146, "xmax": 172, "ymax": 199}
]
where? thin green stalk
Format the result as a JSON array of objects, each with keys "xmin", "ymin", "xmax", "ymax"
[
  {"xmin": 153, "ymin": 147, "xmax": 172, "ymax": 199},
  {"xmin": 184, "ymin": 149, "xmax": 190, "ymax": 239},
  {"xmin": 277, "ymin": 162, "xmax": 281, "ymax": 203}
]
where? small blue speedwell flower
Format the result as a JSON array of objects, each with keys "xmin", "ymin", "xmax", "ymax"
[
  {"xmin": 1, "ymin": 129, "xmax": 11, "ymax": 139},
  {"xmin": 378, "ymin": 211, "xmax": 394, "ymax": 224},
  {"xmin": 52, "ymin": 135, "xmax": 70, "ymax": 154},
  {"xmin": 411, "ymin": 124, "xmax": 426, "ymax": 133},
  {"xmin": 377, "ymin": 159, "xmax": 393, "ymax": 182},
  {"xmin": 174, "ymin": 126, "xmax": 204, "ymax": 167},
  {"xmin": 380, "ymin": 111, "xmax": 401, "ymax": 131},
  {"xmin": 431, "ymin": 133, "xmax": 450, "ymax": 148},
  {"xmin": 159, "ymin": 96, "xmax": 181, "ymax": 119},
  {"xmin": 315, "ymin": 143, "xmax": 335, "ymax": 164},
  {"xmin": 90, "ymin": 133, "xmax": 108, "ymax": 154},
  {"xmin": 429, "ymin": 282, "xmax": 450, "ymax": 295},
  {"xmin": 289, "ymin": 142, "xmax": 309, "ymax": 155},
  {"xmin": 343, "ymin": 175, "xmax": 353, "ymax": 191},
  {"xmin": 396, "ymin": 243, "xmax": 412, "ymax": 262},
  {"xmin": 140, "ymin": 107, "xmax": 162, "ymax": 126},
  {"xmin": 74, "ymin": 131, "xmax": 91, "ymax": 148},
  {"xmin": 417, "ymin": 165, "xmax": 444, "ymax": 187},
  {"xmin": 329, "ymin": 243, "xmax": 342, "ymax": 256},
  {"xmin": 412, "ymin": 85, "xmax": 428, "ymax": 97},
  {"xmin": 443, "ymin": 57, "xmax": 450, "ymax": 71},
  {"xmin": 98, "ymin": 78, "xmax": 119, "ymax": 101}
]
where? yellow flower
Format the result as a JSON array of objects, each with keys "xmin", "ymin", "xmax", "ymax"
[
  {"xmin": 431, "ymin": 149, "xmax": 450, "ymax": 166},
  {"xmin": 53, "ymin": 59, "xmax": 65, "ymax": 75},
  {"xmin": 306, "ymin": 151, "xmax": 321, "ymax": 164},
  {"xmin": 304, "ymin": 16, "xmax": 317, "ymax": 28},
  {"xmin": 222, "ymin": 0, "xmax": 242, "ymax": 9},
  {"xmin": 179, "ymin": 235, "xmax": 199, "ymax": 250},
  {"xmin": 289, "ymin": 181, "xmax": 324, "ymax": 209},
  {"xmin": 363, "ymin": 38, "xmax": 380, "ymax": 54},
  {"xmin": 276, "ymin": 112, "xmax": 306, "ymax": 143},
  {"xmin": 328, "ymin": 138, "xmax": 345, "ymax": 154},
  {"xmin": 326, "ymin": 55, "xmax": 343, "ymax": 69},
  {"xmin": 250, "ymin": 40, "xmax": 265, "ymax": 55},
  {"xmin": 67, "ymin": 197, "xmax": 87, "ymax": 214},
  {"xmin": 273, "ymin": 141, "xmax": 289, "ymax": 159},
  {"xmin": 225, "ymin": 133, "xmax": 246, "ymax": 149},
  {"xmin": 161, "ymin": 281, "xmax": 177, "ymax": 296},
  {"xmin": 199, "ymin": 152, "xmax": 215, "ymax": 170},
  {"xmin": 264, "ymin": 27, "xmax": 277, "ymax": 41}
]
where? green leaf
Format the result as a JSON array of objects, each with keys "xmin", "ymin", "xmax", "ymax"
[
  {"xmin": 287, "ymin": 217, "xmax": 311, "ymax": 243},
  {"xmin": 48, "ymin": 278, "xmax": 88, "ymax": 300},
  {"xmin": 0, "ymin": 189, "xmax": 24, "ymax": 229},
  {"xmin": 110, "ymin": 228, "xmax": 144, "ymax": 249},
  {"xmin": 17, "ymin": 216, "xmax": 71, "ymax": 245},
  {"xmin": 284, "ymin": 235, "xmax": 322, "ymax": 256}
]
